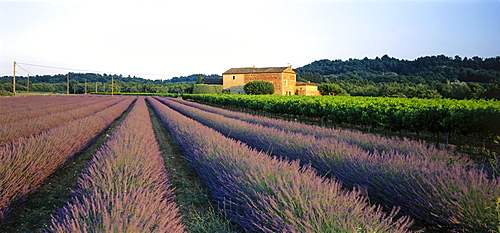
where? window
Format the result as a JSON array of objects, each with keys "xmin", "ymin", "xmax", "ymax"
[{"xmin": 232, "ymin": 75, "xmax": 236, "ymax": 80}]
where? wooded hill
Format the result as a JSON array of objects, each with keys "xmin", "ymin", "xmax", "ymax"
[
  {"xmin": 295, "ymin": 54, "xmax": 500, "ymax": 84},
  {"xmin": 295, "ymin": 55, "xmax": 500, "ymax": 99}
]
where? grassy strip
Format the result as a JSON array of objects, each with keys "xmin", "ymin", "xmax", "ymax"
[{"xmin": 148, "ymin": 96, "xmax": 412, "ymax": 232}]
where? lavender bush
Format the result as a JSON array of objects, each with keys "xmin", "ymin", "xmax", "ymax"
[
  {"xmin": 47, "ymin": 98, "xmax": 184, "ymax": 232},
  {"xmin": 0, "ymin": 95, "xmax": 109, "ymax": 125},
  {"xmin": 0, "ymin": 97, "xmax": 134, "ymax": 220},
  {"xmin": 156, "ymin": 96, "xmax": 500, "ymax": 232},
  {"xmin": 0, "ymin": 97, "xmax": 126, "ymax": 145},
  {"xmin": 147, "ymin": 97, "xmax": 412, "ymax": 233}
]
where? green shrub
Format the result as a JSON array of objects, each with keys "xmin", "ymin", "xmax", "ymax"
[
  {"xmin": 243, "ymin": 81, "xmax": 274, "ymax": 95},
  {"xmin": 192, "ymin": 84, "xmax": 222, "ymax": 94},
  {"xmin": 0, "ymin": 89, "xmax": 13, "ymax": 96},
  {"xmin": 318, "ymin": 83, "xmax": 348, "ymax": 96}
]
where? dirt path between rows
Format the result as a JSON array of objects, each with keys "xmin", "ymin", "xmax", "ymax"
[{"xmin": 0, "ymin": 100, "xmax": 135, "ymax": 233}]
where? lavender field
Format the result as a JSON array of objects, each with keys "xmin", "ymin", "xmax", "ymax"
[{"xmin": 0, "ymin": 95, "xmax": 498, "ymax": 232}]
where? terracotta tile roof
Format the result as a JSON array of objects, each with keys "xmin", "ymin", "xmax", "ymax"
[{"xmin": 223, "ymin": 66, "xmax": 296, "ymax": 74}]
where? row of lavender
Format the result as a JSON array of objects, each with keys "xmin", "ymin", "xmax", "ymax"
[
  {"xmin": 147, "ymin": 97, "xmax": 413, "ymax": 232},
  {"xmin": 0, "ymin": 95, "xmax": 82, "ymax": 115},
  {"xmin": 156, "ymin": 97, "xmax": 500, "ymax": 232},
  {"xmin": 167, "ymin": 97, "xmax": 467, "ymax": 164},
  {"xmin": 47, "ymin": 97, "xmax": 184, "ymax": 232},
  {"xmin": 0, "ymin": 97, "xmax": 134, "ymax": 220},
  {"xmin": 0, "ymin": 97, "xmax": 125, "ymax": 145},
  {"xmin": 0, "ymin": 96, "xmax": 105, "ymax": 124}
]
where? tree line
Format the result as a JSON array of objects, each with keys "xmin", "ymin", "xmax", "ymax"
[{"xmin": 0, "ymin": 73, "xmax": 220, "ymax": 95}]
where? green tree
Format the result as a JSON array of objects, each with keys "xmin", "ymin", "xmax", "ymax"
[
  {"xmin": 467, "ymin": 83, "xmax": 485, "ymax": 99},
  {"xmin": 483, "ymin": 80, "xmax": 500, "ymax": 100},
  {"xmin": 69, "ymin": 79, "xmax": 79, "ymax": 94},
  {"xmin": 318, "ymin": 83, "xmax": 348, "ymax": 96},
  {"xmin": 143, "ymin": 83, "xmax": 157, "ymax": 93},
  {"xmin": 196, "ymin": 74, "xmax": 203, "ymax": 84},
  {"xmin": 244, "ymin": 81, "xmax": 274, "ymax": 95}
]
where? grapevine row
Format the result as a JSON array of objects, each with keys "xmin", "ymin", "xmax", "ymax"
[{"xmin": 184, "ymin": 94, "xmax": 500, "ymax": 140}]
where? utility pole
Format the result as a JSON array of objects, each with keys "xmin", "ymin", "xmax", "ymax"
[
  {"xmin": 84, "ymin": 79, "xmax": 87, "ymax": 94},
  {"xmin": 95, "ymin": 82, "xmax": 98, "ymax": 93},
  {"xmin": 13, "ymin": 61, "xmax": 16, "ymax": 96},
  {"xmin": 27, "ymin": 74, "xmax": 30, "ymax": 95},
  {"xmin": 111, "ymin": 76, "xmax": 114, "ymax": 96},
  {"xmin": 66, "ymin": 73, "xmax": 69, "ymax": 95}
]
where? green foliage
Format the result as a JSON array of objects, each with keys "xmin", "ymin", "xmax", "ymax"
[
  {"xmin": 339, "ymin": 81, "xmax": 448, "ymax": 99},
  {"xmin": 0, "ymin": 89, "xmax": 13, "ymax": 96},
  {"xmin": 196, "ymin": 74, "xmax": 203, "ymax": 84},
  {"xmin": 243, "ymin": 81, "xmax": 274, "ymax": 95},
  {"xmin": 484, "ymin": 80, "xmax": 500, "ymax": 100},
  {"xmin": 183, "ymin": 94, "xmax": 500, "ymax": 144},
  {"xmin": 296, "ymin": 55, "xmax": 500, "ymax": 100},
  {"xmin": 0, "ymin": 73, "xmax": 218, "ymax": 94},
  {"xmin": 497, "ymin": 197, "xmax": 500, "ymax": 232},
  {"xmin": 192, "ymin": 84, "xmax": 222, "ymax": 94},
  {"xmin": 296, "ymin": 55, "xmax": 500, "ymax": 84},
  {"xmin": 318, "ymin": 83, "xmax": 348, "ymax": 96}
]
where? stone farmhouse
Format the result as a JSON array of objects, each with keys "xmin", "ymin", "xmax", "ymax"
[
  {"xmin": 295, "ymin": 82, "xmax": 321, "ymax": 96},
  {"xmin": 219, "ymin": 66, "xmax": 320, "ymax": 95}
]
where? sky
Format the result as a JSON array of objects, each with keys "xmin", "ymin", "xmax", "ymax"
[{"xmin": 1, "ymin": 0, "xmax": 499, "ymax": 80}]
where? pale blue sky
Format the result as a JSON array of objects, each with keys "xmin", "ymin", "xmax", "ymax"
[{"xmin": 1, "ymin": 0, "xmax": 499, "ymax": 80}]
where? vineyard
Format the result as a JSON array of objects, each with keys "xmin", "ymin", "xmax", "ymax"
[
  {"xmin": 183, "ymin": 94, "xmax": 500, "ymax": 147},
  {"xmin": 0, "ymin": 95, "xmax": 499, "ymax": 232}
]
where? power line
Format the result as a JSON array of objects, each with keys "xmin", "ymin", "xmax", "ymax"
[
  {"xmin": 16, "ymin": 64, "xmax": 34, "ymax": 76},
  {"xmin": 16, "ymin": 62, "xmax": 111, "ymax": 74},
  {"xmin": 16, "ymin": 62, "xmax": 174, "ymax": 78}
]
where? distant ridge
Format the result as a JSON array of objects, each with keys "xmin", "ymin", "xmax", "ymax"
[{"xmin": 295, "ymin": 54, "xmax": 500, "ymax": 84}]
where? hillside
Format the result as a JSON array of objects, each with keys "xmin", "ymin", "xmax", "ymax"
[
  {"xmin": 295, "ymin": 55, "xmax": 500, "ymax": 99},
  {"xmin": 295, "ymin": 54, "xmax": 500, "ymax": 84}
]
